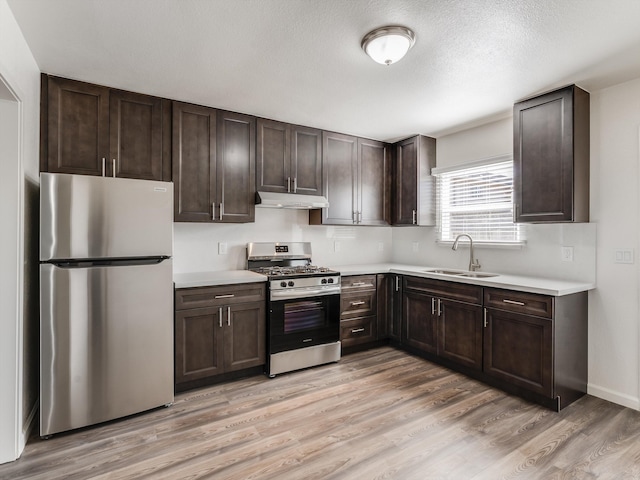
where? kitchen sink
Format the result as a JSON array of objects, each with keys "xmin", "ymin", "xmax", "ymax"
[
  {"xmin": 457, "ymin": 272, "xmax": 499, "ymax": 278},
  {"xmin": 423, "ymin": 269, "xmax": 499, "ymax": 278},
  {"xmin": 423, "ymin": 269, "xmax": 466, "ymax": 275}
]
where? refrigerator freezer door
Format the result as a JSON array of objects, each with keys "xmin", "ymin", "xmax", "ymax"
[
  {"xmin": 40, "ymin": 258, "xmax": 174, "ymax": 437},
  {"xmin": 40, "ymin": 173, "xmax": 173, "ymax": 261}
]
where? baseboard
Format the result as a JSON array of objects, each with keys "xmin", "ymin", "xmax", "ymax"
[{"xmin": 588, "ymin": 383, "xmax": 640, "ymax": 410}]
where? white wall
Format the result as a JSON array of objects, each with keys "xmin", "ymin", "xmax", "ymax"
[
  {"xmin": 174, "ymin": 208, "xmax": 392, "ymax": 273},
  {"xmin": 0, "ymin": 0, "xmax": 41, "ymax": 463},
  {"xmin": 588, "ymin": 77, "xmax": 640, "ymax": 409}
]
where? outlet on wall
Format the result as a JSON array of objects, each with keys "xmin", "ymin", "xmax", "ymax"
[
  {"xmin": 412, "ymin": 242, "xmax": 419, "ymax": 253},
  {"xmin": 334, "ymin": 241, "xmax": 341, "ymax": 253},
  {"xmin": 378, "ymin": 242, "xmax": 384, "ymax": 252},
  {"xmin": 561, "ymin": 246, "xmax": 574, "ymax": 262},
  {"xmin": 218, "ymin": 242, "xmax": 228, "ymax": 255}
]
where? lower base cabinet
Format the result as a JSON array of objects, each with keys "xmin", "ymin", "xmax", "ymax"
[
  {"xmin": 174, "ymin": 283, "xmax": 266, "ymax": 391},
  {"xmin": 340, "ymin": 275, "xmax": 378, "ymax": 349},
  {"xmin": 395, "ymin": 276, "xmax": 587, "ymax": 411}
]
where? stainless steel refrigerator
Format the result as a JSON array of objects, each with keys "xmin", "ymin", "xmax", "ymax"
[{"xmin": 39, "ymin": 172, "xmax": 174, "ymax": 437}]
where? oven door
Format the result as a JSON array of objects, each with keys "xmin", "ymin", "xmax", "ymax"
[{"xmin": 268, "ymin": 293, "xmax": 340, "ymax": 354}]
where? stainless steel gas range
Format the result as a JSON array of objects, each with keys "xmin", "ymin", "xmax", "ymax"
[{"xmin": 247, "ymin": 242, "xmax": 341, "ymax": 377}]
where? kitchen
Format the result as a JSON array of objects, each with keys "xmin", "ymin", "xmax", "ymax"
[{"xmin": 1, "ymin": 0, "xmax": 640, "ymax": 476}]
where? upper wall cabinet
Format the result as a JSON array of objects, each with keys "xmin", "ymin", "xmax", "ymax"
[
  {"xmin": 513, "ymin": 84, "xmax": 590, "ymax": 223},
  {"xmin": 172, "ymin": 102, "xmax": 255, "ymax": 223},
  {"xmin": 309, "ymin": 132, "xmax": 390, "ymax": 226},
  {"xmin": 392, "ymin": 135, "xmax": 436, "ymax": 226},
  {"xmin": 41, "ymin": 75, "xmax": 170, "ymax": 181},
  {"xmin": 256, "ymin": 119, "xmax": 322, "ymax": 196}
]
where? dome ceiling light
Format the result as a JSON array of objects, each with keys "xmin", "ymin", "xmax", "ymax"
[{"xmin": 361, "ymin": 25, "xmax": 416, "ymax": 66}]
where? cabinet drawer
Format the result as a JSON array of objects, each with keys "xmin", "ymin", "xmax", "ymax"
[
  {"xmin": 175, "ymin": 283, "xmax": 266, "ymax": 310},
  {"xmin": 404, "ymin": 276, "xmax": 482, "ymax": 305},
  {"xmin": 341, "ymin": 275, "xmax": 377, "ymax": 291},
  {"xmin": 340, "ymin": 291, "xmax": 377, "ymax": 319},
  {"xmin": 484, "ymin": 288, "xmax": 553, "ymax": 319},
  {"xmin": 340, "ymin": 316, "xmax": 377, "ymax": 347}
]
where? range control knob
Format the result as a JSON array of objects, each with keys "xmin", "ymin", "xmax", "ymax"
[
  {"xmin": 321, "ymin": 278, "xmax": 327, "ymax": 284},
  {"xmin": 280, "ymin": 281, "xmax": 287, "ymax": 288},
  {"xmin": 327, "ymin": 278, "xmax": 334, "ymax": 284},
  {"xmin": 288, "ymin": 281, "xmax": 295, "ymax": 287}
]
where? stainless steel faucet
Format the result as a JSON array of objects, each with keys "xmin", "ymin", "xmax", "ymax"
[{"xmin": 452, "ymin": 234, "xmax": 481, "ymax": 271}]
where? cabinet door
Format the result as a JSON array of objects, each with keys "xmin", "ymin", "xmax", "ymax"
[
  {"xmin": 513, "ymin": 85, "xmax": 589, "ymax": 223},
  {"xmin": 483, "ymin": 308, "xmax": 553, "ymax": 397},
  {"xmin": 224, "ymin": 302, "xmax": 266, "ymax": 372},
  {"xmin": 175, "ymin": 307, "xmax": 224, "ymax": 384},
  {"xmin": 172, "ymin": 101, "xmax": 217, "ymax": 222},
  {"xmin": 402, "ymin": 290, "xmax": 437, "ymax": 354},
  {"xmin": 378, "ymin": 274, "xmax": 402, "ymax": 341},
  {"xmin": 256, "ymin": 119, "xmax": 290, "ymax": 193},
  {"xmin": 393, "ymin": 136, "xmax": 418, "ymax": 225},
  {"xmin": 217, "ymin": 111, "xmax": 256, "ymax": 223},
  {"xmin": 358, "ymin": 138, "xmax": 390, "ymax": 225},
  {"xmin": 46, "ymin": 76, "xmax": 109, "ymax": 176},
  {"xmin": 321, "ymin": 131, "xmax": 358, "ymax": 224},
  {"xmin": 291, "ymin": 126, "xmax": 323, "ymax": 196},
  {"xmin": 438, "ymin": 299, "xmax": 482, "ymax": 370},
  {"xmin": 109, "ymin": 90, "xmax": 164, "ymax": 180}
]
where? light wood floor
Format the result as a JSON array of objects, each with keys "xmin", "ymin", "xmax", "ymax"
[{"xmin": 3, "ymin": 347, "xmax": 640, "ymax": 479}]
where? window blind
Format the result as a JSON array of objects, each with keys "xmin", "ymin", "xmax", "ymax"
[{"xmin": 435, "ymin": 159, "xmax": 521, "ymax": 243}]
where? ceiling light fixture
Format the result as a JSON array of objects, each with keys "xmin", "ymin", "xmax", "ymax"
[{"xmin": 361, "ymin": 25, "xmax": 416, "ymax": 66}]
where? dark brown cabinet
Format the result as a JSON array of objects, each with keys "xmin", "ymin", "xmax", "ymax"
[
  {"xmin": 402, "ymin": 277, "xmax": 483, "ymax": 370},
  {"xmin": 340, "ymin": 275, "xmax": 378, "ymax": 349},
  {"xmin": 392, "ymin": 135, "xmax": 436, "ymax": 226},
  {"xmin": 174, "ymin": 283, "xmax": 266, "ymax": 391},
  {"xmin": 256, "ymin": 119, "xmax": 322, "ymax": 196},
  {"xmin": 377, "ymin": 274, "xmax": 402, "ymax": 342},
  {"xmin": 310, "ymin": 133, "xmax": 390, "ymax": 226},
  {"xmin": 513, "ymin": 84, "xmax": 590, "ymax": 223},
  {"xmin": 42, "ymin": 75, "xmax": 169, "ymax": 180},
  {"xmin": 483, "ymin": 287, "xmax": 587, "ymax": 410},
  {"xmin": 173, "ymin": 102, "xmax": 255, "ymax": 223}
]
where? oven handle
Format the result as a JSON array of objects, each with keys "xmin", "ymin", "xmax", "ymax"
[{"xmin": 270, "ymin": 286, "xmax": 341, "ymax": 300}]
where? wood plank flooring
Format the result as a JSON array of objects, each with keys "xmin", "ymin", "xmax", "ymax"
[{"xmin": 2, "ymin": 346, "xmax": 640, "ymax": 479}]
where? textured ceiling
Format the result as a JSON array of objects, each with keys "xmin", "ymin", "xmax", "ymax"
[{"xmin": 7, "ymin": 0, "xmax": 640, "ymax": 141}]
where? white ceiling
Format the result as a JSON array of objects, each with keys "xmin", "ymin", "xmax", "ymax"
[{"xmin": 8, "ymin": 0, "xmax": 640, "ymax": 141}]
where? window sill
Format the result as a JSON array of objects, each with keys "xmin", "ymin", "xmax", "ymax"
[{"xmin": 436, "ymin": 240, "xmax": 526, "ymax": 250}]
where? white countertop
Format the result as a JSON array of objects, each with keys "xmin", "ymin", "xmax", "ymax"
[
  {"xmin": 174, "ymin": 270, "xmax": 268, "ymax": 289},
  {"xmin": 331, "ymin": 263, "xmax": 595, "ymax": 296},
  {"xmin": 174, "ymin": 263, "xmax": 595, "ymax": 296}
]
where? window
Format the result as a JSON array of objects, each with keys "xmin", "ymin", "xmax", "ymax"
[{"xmin": 434, "ymin": 156, "xmax": 521, "ymax": 244}]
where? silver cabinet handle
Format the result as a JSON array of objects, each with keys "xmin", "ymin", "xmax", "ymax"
[
  {"xmin": 431, "ymin": 297, "xmax": 436, "ymax": 315},
  {"xmin": 358, "ymin": 211, "xmax": 362, "ymax": 224},
  {"xmin": 293, "ymin": 177, "xmax": 297, "ymax": 193},
  {"xmin": 227, "ymin": 306, "xmax": 231, "ymax": 326},
  {"xmin": 484, "ymin": 308, "xmax": 488, "ymax": 327},
  {"xmin": 503, "ymin": 299, "xmax": 525, "ymax": 306},
  {"xmin": 412, "ymin": 209, "xmax": 417, "ymax": 225},
  {"xmin": 437, "ymin": 298, "xmax": 442, "ymax": 316},
  {"xmin": 112, "ymin": 158, "xmax": 116, "ymax": 178},
  {"xmin": 219, "ymin": 203, "xmax": 223, "ymax": 221},
  {"xmin": 351, "ymin": 328, "xmax": 365, "ymax": 333},
  {"xmin": 211, "ymin": 203, "xmax": 216, "ymax": 221},
  {"xmin": 218, "ymin": 307, "xmax": 223, "ymax": 328},
  {"xmin": 287, "ymin": 177, "xmax": 291, "ymax": 192},
  {"xmin": 352, "ymin": 282, "xmax": 367, "ymax": 287},
  {"xmin": 395, "ymin": 276, "xmax": 399, "ymax": 292},
  {"xmin": 214, "ymin": 294, "xmax": 235, "ymax": 299},
  {"xmin": 101, "ymin": 157, "xmax": 106, "ymax": 176},
  {"xmin": 350, "ymin": 300, "xmax": 366, "ymax": 306}
]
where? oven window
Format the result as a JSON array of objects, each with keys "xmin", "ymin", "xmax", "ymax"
[{"xmin": 284, "ymin": 300, "xmax": 326, "ymax": 333}]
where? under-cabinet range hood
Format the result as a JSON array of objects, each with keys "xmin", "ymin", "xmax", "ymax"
[{"xmin": 255, "ymin": 191, "xmax": 329, "ymax": 209}]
